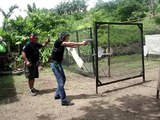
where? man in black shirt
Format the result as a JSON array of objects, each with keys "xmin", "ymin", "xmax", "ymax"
[
  {"xmin": 22, "ymin": 33, "xmax": 50, "ymax": 96},
  {"xmin": 51, "ymin": 32, "xmax": 88, "ymax": 106}
]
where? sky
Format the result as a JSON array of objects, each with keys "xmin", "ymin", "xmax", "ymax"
[{"xmin": 0, "ymin": 0, "xmax": 111, "ymax": 27}]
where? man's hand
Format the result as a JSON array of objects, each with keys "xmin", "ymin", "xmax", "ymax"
[
  {"xmin": 25, "ymin": 61, "xmax": 32, "ymax": 67},
  {"xmin": 42, "ymin": 36, "xmax": 50, "ymax": 47},
  {"xmin": 45, "ymin": 35, "xmax": 50, "ymax": 45},
  {"xmin": 81, "ymin": 41, "xmax": 88, "ymax": 45}
]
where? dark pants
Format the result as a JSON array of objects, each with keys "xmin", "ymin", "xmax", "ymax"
[
  {"xmin": 51, "ymin": 61, "xmax": 67, "ymax": 102},
  {"xmin": 25, "ymin": 63, "xmax": 39, "ymax": 80}
]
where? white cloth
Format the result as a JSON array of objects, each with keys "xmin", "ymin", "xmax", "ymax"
[
  {"xmin": 67, "ymin": 47, "xmax": 84, "ymax": 68},
  {"xmin": 145, "ymin": 34, "xmax": 160, "ymax": 55}
]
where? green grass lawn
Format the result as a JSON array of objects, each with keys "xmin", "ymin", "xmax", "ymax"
[{"xmin": 98, "ymin": 54, "xmax": 160, "ymax": 80}]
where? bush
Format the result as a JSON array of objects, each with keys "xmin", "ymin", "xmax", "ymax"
[{"xmin": 155, "ymin": 15, "xmax": 160, "ymax": 24}]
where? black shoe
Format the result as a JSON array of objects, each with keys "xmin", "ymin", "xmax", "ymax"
[
  {"xmin": 54, "ymin": 96, "xmax": 60, "ymax": 100},
  {"xmin": 61, "ymin": 101, "xmax": 74, "ymax": 106},
  {"xmin": 32, "ymin": 88, "xmax": 39, "ymax": 92},
  {"xmin": 29, "ymin": 89, "xmax": 37, "ymax": 96}
]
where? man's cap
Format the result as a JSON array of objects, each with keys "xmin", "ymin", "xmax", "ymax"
[{"xmin": 30, "ymin": 33, "xmax": 38, "ymax": 37}]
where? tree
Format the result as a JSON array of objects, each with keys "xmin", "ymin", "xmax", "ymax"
[
  {"xmin": 147, "ymin": 0, "xmax": 160, "ymax": 18},
  {"xmin": 54, "ymin": 0, "xmax": 88, "ymax": 15},
  {"xmin": 0, "ymin": 5, "xmax": 19, "ymax": 30},
  {"xmin": 27, "ymin": 2, "xmax": 37, "ymax": 13},
  {"xmin": 114, "ymin": 0, "xmax": 148, "ymax": 21}
]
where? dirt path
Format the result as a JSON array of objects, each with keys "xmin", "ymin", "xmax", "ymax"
[{"xmin": 0, "ymin": 66, "xmax": 160, "ymax": 120}]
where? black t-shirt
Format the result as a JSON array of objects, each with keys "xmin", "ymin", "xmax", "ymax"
[
  {"xmin": 51, "ymin": 39, "xmax": 65, "ymax": 63},
  {"xmin": 22, "ymin": 42, "xmax": 42, "ymax": 63}
]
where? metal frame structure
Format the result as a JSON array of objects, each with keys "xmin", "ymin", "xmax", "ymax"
[
  {"xmin": 64, "ymin": 27, "xmax": 95, "ymax": 76},
  {"xmin": 94, "ymin": 22, "xmax": 145, "ymax": 94}
]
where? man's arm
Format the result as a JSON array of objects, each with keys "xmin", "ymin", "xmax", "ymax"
[
  {"xmin": 61, "ymin": 41, "xmax": 88, "ymax": 48},
  {"xmin": 22, "ymin": 51, "xmax": 31, "ymax": 66},
  {"xmin": 42, "ymin": 40, "xmax": 50, "ymax": 47},
  {"xmin": 42, "ymin": 36, "xmax": 50, "ymax": 47}
]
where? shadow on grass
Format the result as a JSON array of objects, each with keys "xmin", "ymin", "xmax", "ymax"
[
  {"xmin": 37, "ymin": 114, "xmax": 58, "ymax": 120},
  {"xmin": 68, "ymin": 80, "xmax": 155, "ymax": 101},
  {"xmin": 0, "ymin": 75, "xmax": 19, "ymax": 105},
  {"xmin": 68, "ymin": 94, "xmax": 100, "ymax": 101},
  {"xmin": 38, "ymin": 88, "xmax": 56, "ymax": 95},
  {"xmin": 37, "ymin": 114, "xmax": 51, "ymax": 120},
  {"xmin": 72, "ymin": 94, "xmax": 160, "ymax": 120},
  {"xmin": 103, "ymin": 79, "xmax": 155, "ymax": 94}
]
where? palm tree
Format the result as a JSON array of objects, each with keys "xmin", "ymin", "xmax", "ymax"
[
  {"xmin": 0, "ymin": 4, "xmax": 19, "ymax": 30},
  {"xmin": 27, "ymin": 2, "xmax": 37, "ymax": 13}
]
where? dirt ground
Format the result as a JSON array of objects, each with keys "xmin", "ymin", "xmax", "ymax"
[{"xmin": 0, "ymin": 63, "xmax": 160, "ymax": 120}]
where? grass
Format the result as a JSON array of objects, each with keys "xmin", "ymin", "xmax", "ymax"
[
  {"xmin": 0, "ymin": 55, "xmax": 159, "ymax": 104},
  {"xmin": 97, "ymin": 55, "xmax": 142, "ymax": 78},
  {"xmin": 143, "ymin": 17, "xmax": 160, "ymax": 34},
  {"xmin": 0, "ymin": 68, "xmax": 53, "ymax": 105},
  {"xmin": 63, "ymin": 54, "xmax": 159, "ymax": 79},
  {"xmin": 0, "ymin": 75, "xmax": 19, "ymax": 104},
  {"xmin": 97, "ymin": 54, "xmax": 160, "ymax": 84}
]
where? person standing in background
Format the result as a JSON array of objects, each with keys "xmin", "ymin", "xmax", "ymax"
[{"xmin": 22, "ymin": 33, "xmax": 50, "ymax": 96}]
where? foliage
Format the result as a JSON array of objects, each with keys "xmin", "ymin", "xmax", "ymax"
[
  {"xmin": 40, "ymin": 44, "xmax": 52, "ymax": 66},
  {"xmin": 54, "ymin": 0, "xmax": 88, "ymax": 15},
  {"xmin": 1, "ymin": 0, "xmax": 160, "ymax": 68},
  {"xmin": 155, "ymin": 15, "xmax": 160, "ymax": 24},
  {"xmin": 0, "ymin": 4, "xmax": 19, "ymax": 30},
  {"xmin": 114, "ymin": 0, "xmax": 148, "ymax": 21},
  {"xmin": 27, "ymin": 2, "xmax": 37, "ymax": 13}
]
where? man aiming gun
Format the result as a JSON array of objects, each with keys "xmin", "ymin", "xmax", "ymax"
[{"xmin": 50, "ymin": 32, "xmax": 88, "ymax": 106}]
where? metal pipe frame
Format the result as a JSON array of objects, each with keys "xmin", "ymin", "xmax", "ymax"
[{"xmin": 94, "ymin": 21, "xmax": 145, "ymax": 94}]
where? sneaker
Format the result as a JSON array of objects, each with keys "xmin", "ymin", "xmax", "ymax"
[
  {"xmin": 32, "ymin": 88, "xmax": 39, "ymax": 92},
  {"xmin": 29, "ymin": 89, "xmax": 37, "ymax": 96},
  {"xmin": 54, "ymin": 96, "xmax": 60, "ymax": 100},
  {"xmin": 61, "ymin": 101, "xmax": 74, "ymax": 106}
]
